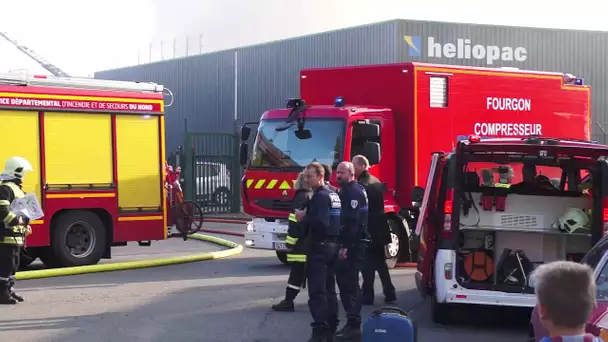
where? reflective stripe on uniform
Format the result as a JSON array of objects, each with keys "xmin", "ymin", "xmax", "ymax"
[
  {"xmin": 287, "ymin": 284, "xmax": 301, "ymax": 290},
  {"xmin": 286, "ymin": 254, "xmax": 306, "ymax": 262},
  {"xmin": 0, "ymin": 182, "xmax": 25, "ymax": 199},
  {"xmin": 3, "ymin": 212, "xmax": 16, "ymax": 225},
  {"xmin": 286, "ymin": 235, "xmax": 298, "ymax": 245},
  {"xmin": 0, "ymin": 200, "xmax": 9, "ymax": 206},
  {"xmin": 1, "ymin": 236, "xmax": 24, "ymax": 245},
  {"xmin": 494, "ymin": 183, "xmax": 511, "ymax": 188},
  {"xmin": 288, "ymin": 213, "xmax": 297, "ymax": 223}
]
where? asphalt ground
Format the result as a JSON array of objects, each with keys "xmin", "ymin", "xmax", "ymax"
[{"xmin": 0, "ymin": 222, "xmax": 530, "ymax": 342}]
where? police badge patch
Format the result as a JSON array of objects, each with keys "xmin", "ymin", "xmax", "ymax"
[{"xmin": 351, "ymin": 200, "xmax": 358, "ymax": 209}]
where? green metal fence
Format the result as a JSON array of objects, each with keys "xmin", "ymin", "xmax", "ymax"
[{"xmin": 181, "ymin": 132, "xmax": 241, "ymax": 214}]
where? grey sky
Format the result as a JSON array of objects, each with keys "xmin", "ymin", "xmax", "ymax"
[{"xmin": 1, "ymin": 0, "xmax": 606, "ymax": 76}]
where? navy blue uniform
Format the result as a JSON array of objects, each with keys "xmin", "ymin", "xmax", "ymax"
[
  {"xmin": 302, "ymin": 185, "xmax": 342, "ymax": 337},
  {"xmin": 336, "ymin": 180, "xmax": 368, "ymax": 327}
]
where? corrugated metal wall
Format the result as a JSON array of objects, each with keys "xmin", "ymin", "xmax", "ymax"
[
  {"xmin": 395, "ymin": 20, "xmax": 608, "ymax": 142},
  {"xmin": 95, "ymin": 21, "xmax": 398, "ymax": 151},
  {"xmin": 96, "ymin": 19, "xmax": 608, "ymax": 150}
]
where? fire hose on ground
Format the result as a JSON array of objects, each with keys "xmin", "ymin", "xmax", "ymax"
[
  {"xmin": 199, "ymin": 220, "xmax": 417, "ymax": 268},
  {"xmin": 15, "ymin": 233, "xmax": 243, "ymax": 280}
]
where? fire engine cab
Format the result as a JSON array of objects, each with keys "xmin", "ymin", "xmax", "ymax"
[
  {"xmin": 415, "ymin": 136, "xmax": 608, "ymax": 323},
  {"xmin": 239, "ymin": 62, "xmax": 590, "ymax": 266}
]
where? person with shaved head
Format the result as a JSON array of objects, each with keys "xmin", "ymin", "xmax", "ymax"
[{"xmin": 333, "ymin": 161, "xmax": 369, "ymax": 340}]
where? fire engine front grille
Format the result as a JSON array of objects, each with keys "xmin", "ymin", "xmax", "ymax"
[{"xmin": 254, "ymin": 199, "xmax": 293, "ymax": 211}]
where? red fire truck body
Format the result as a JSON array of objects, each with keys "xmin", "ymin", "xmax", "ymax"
[
  {"xmin": 241, "ymin": 62, "xmax": 590, "ymax": 264},
  {"xmin": 0, "ymin": 73, "xmax": 168, "ymax": 268}
]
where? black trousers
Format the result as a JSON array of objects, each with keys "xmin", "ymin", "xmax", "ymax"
[
  {"xmin": 307, "ymin": 241, "xmax": 339, "ymax": 333},
  {"xmin": 285, "ymin": 261, "xmax": 306, "ymax": 300},
  {"xmin": 335, "ymin": 243, "xmax": 366, "ymax": 326},
  {"xmin": 361, "ymin": 244, "xmax": 396, "ymax": 301},
  {"xmin": 0, "ymin": 244, "xmax": 20, "ymax": 294}
]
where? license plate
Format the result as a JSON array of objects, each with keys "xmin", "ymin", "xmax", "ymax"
[{"xmin": 273, "ymin": 242, "xmax": 287, "ymax": 251}]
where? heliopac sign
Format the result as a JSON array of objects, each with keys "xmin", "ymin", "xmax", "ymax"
[{"xmin": 405, "ymin": 35, "xmax": 528, "ymax": 65}]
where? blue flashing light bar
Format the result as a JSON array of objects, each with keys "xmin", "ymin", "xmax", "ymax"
[{"xmin": 335, "ymin": 96, "xmax": 345, "ymax": 107}]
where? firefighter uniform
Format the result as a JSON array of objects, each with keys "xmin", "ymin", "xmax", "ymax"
[
  {"xmin": 271, "ymin": 188, "xmax": 313, "ymax": 312},
  {"xmin": 301, "ymin": 184, "xmax": 342, "ymax": 341},
  {"xmin": 0, "ymin": 156, "xmax": 33, "ymax": 305},
  {"xmin": 334, "ymin": 180, "xmax": 368, "ymax": 339}
]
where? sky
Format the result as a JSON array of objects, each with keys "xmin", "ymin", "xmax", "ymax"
[{"xmin": 1, "ymin": 0, "xmax": 607, "ymax": 77}]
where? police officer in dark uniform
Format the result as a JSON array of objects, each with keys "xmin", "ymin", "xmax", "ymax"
[
  {"xmin": 0, "ymin": 156, "xmax": 34, "ymax": 305},
  {"xmin": 271, "ymin": 172, "xmax": 313, "ymax": 312},
  {"xmin": 334, "ymin": 161, "xmax": 369, "ymax": 340},
  {"xmin": 353, "ymin": 155, "xmax": 397, "ymax": 305},
  {"xmin": 295, "ymin": 162, "xmax": 342, "ymax": 342}
]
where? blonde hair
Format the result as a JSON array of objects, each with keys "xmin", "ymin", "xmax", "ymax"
[{"xmin": 294, "ymin": 172, "xmax": 306, "ymax": 190}]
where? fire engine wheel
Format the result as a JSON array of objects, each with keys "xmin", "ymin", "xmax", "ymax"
[
  {"xmin": 46, "ymin": 210, "xmax": 108, "ymax": 268},
  {"xmin": 385, "ymin": 220, "xmax": 402, "ymax": 269}
]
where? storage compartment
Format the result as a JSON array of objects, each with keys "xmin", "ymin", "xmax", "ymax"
[{"xmin": 455, "ymin": 193, "xmax": 592, "ymax": 293}]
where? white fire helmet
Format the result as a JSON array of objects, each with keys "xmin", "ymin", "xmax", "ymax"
[
  {"xmin": 3, "ymin": 156, "xmax": 33, "ymax": 181},
  {"xmin": 552, "ymin": 208, "xmax": 589, "ymax": 234}
]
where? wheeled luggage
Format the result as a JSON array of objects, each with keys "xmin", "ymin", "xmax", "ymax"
[{"xmin": 362, "ymin": 306, "xmax": 417, "ymax": 341}]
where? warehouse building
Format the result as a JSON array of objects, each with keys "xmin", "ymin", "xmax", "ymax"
[{"xmin": 95, "ymin": 19, "xmax": 608, "ymax": 152}]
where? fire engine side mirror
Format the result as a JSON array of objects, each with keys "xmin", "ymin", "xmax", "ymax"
[
  {"xmin": 239, "ymin": 143, "xmax": 249, "ymax": 168},
  {"xmin": 362, "ymin": 141, "xmax": 380, "ymax": 165},
  {"xmin": 358, "ymin": 123, "xmax": 380, "ymax": 139},
  {"xmin": 412, "ymin": 186, "xmax": 424, "ymax": 203},
  {"xmin": 240, "ymin": 126, "xmax": 252, "ymax": 141}
]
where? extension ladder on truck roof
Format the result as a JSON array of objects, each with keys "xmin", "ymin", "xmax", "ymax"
[{"xmin": 0, "ymin": 72, "xmax": 165, "ymax": 94}]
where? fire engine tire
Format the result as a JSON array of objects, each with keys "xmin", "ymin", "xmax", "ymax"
[
  {"xmin": 15, "ymin": 233, "xmax": 243, "ymax": 280},
  {"xmin": 46, "ymin": 210, "xmax": 108, "ymax": 268},
  {"xmin": 385, "ymin": 219, "xmax": 402, "ymax": 269}
]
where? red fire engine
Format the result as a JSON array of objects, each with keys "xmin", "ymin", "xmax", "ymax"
[
  {"xmin": 0, "ymin": 72, "xmax": 175, "ymax": 268},
  {"xmin": 239, "ymin": 62, "xmax": 591, "ymax": 266}
]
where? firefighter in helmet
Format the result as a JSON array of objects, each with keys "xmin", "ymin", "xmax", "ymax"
[
  {"xmin": 0, "ymin": 156, "xmax": 33, "ymax": 304},
  {"xmin": 271, "ymin": 171, "xmax": 313, "ymax": 312}
]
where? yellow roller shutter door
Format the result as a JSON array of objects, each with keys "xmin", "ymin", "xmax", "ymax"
[
  {"xmin": 44, "ymin": 112, "xmax": 113, "ymax": 186},
  {"xmin": 115, "ymin": 115, "xmax": 161, "ymax": 210}
]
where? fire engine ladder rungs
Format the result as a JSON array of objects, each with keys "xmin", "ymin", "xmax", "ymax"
[
  {"xmin": 0, "ymin": 73, "xmax": 165, "ymax": 94},
  {"xmin": 0, "ymin": 32, "xmax": 70, "ymax": 78}
]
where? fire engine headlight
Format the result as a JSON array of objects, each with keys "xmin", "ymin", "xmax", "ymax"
[{"xmin": 246, "ymin": 222, "xmax": 256, "ymax": 232}]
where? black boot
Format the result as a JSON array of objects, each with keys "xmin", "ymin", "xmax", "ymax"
[
  {"xmin": 335, "ymin": 323, "xmax": 361, "ymax": 340},
  {"xmin": 308, "ymin": 329, "xmax": 328, "ymax": 342},
  {"xmin": 384, "ymin": 293, "xmax": 397, "ymax": 304},
  {"xmin": 0, "ymin": 291, "xmax": 17, "ymax": 305},
  {"xmin": 10, "ymin": 291, "xmax": 24, "ymax": 302},
  {"xmin": 271, "ymin": 299, "xmax": 294, "ymax": 312},
  {"xmin": 8, "ymin": 279, "xmax": 23, "ymax": 302}
]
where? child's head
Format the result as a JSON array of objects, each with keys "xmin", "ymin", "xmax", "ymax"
[{"xmin": 533, "ymin": 261, "xmax": 596, "ymax": 333}]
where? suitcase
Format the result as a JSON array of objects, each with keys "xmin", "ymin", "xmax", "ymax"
[{"xmin": 362, "ymin": 306, "xmax": 417, "ymax": 342}]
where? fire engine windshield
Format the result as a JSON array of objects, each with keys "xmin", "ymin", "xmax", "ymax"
[{"xmin": 250, "ymin": 118, "xmax": 345, "ymax": 169}]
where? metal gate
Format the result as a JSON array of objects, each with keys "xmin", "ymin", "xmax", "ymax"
[{"xmin": 182, "ymin": 132, "xmax": 241, "ymax": 214}]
